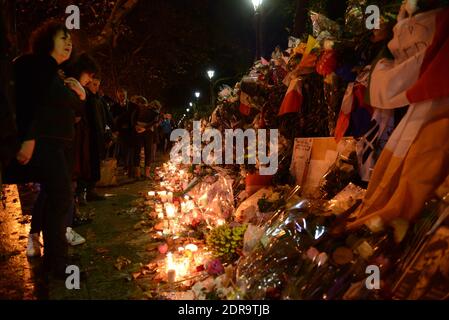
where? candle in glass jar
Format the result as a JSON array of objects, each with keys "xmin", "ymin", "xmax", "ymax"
[{"xmin": 167, "ymin": 269, "xmax": 176, "ymax": 283}]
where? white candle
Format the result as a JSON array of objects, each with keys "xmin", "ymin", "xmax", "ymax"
[
  {"xmin": 157, "ymin": 211, "xmax": 164, "ymax": 219},
  {"xmin": 165, "ymin": 203, "xmax": 176, "ymax": 218},
  {"xmin": 148, "ymin": 191, "xmax": 155, "ymax": 197},
  {"xmin": 167, "ymin": 192, "xmax": 173, "ymax": 203},
  {"xmin": 185, "ymin": 244, "xmax": 198, "ymax": 252}
]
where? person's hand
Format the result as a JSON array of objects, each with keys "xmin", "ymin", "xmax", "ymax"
[
  {"xmin": 65, "ymin": 77, "xmax": 86, "ymax": 101},
  {"xmin": 16, "ymin": 140, "xmax": 35, "ymax": 165},
  {"xmin": 135, "ymin": 125, "xmax": 146, "ymax": 134}
]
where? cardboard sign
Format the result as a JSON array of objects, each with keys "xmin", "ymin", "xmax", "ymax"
[
  {"xmin": 290, "ymin": 137, "xmax": 356, "ymax": 197},
  {"xmin": 290, "ymin": 138, "xmax": 313, "ymax": 187}
]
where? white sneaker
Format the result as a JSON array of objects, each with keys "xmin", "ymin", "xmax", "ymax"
[
  {"xmin": 26, "ymin": 233, "xmax": 42, "ymax": 257},
  {"xmin": 66, "ymin": 227, "xmax": 86, "ymax": 246}
]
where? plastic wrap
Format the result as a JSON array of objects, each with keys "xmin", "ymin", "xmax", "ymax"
[
  {"xmin": 236, "ymin": 199, "xmax": 332, "ymax": 299},
  {"xmin": 344, "ymin": 3, "xmax": 366, "ymax": 36},
  {"xmin": 319, "ymin": 139, "xmax": 359, "ymax": 200},
  {"xmin": 310, "ymin": 11, "xmax": 342, "ymax": 38},
  {"xmin": 327, "ymin": 183, "xmax": 366, "ymax": 215},
  {"xmin": 187, "ymin": 173, "xmax": 235, "ymax": 227}
]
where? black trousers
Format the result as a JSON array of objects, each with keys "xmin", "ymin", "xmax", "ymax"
[
  {"xmin": 133, "ymin": 131, "xmax": 154, "ymax": 167},
  {"xmin": 4, "ymin": 139, "xmax": 72, "ymax": 270}
]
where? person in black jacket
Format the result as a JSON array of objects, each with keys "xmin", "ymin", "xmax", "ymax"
[
  {"xmin": 130, "ymin": 96, "xmax": 159, "ymax": 179},
  {"xmin": 84, "ymin": 76, "xmax": 109, "ymax": 198},
  {"xmin": 64, "ymin": 53, "xmax": 105, "ymax": 204},
  {"xmin": 5, "ymin": 20, "xmax": 85, "ymax": 278},
  {"xmin": 111, "ymin": 88, "xmax": 138, "ymax": 177}
]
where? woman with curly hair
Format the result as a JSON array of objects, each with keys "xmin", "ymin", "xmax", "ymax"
[{"xmin": 7, "ymin": 20, "xmax": 85, "ymax": 278}]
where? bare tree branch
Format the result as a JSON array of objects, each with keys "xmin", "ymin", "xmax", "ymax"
[{"xmin": 90, "ymin": 0, "xmax": 139, "ymax": 51}]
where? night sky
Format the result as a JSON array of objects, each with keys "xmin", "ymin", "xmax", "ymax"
[{"xmin": 11, "ymin": 0, "xmax": 294, "ymax": 115}]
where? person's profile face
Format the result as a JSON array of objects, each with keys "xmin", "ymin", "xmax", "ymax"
[
  {"xmin": 87, "ymin": 79, "xmax": 101, "ymax": 94},
  {"xmin": 116, "ymin": 90, "xmax": 127, "ymax": 104},
  {"xmin": 51, "ymin": 30, "xmax": 72, "ymax": 64},
  {"xmin": 79, "ymin": 72, "xmax": 95, "ymax": 86},
  {"xmin": 422, "ymin": 250, "xmax": 444, "ymax": 275}
]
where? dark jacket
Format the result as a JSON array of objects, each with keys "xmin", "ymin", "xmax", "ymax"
[
  {"xmin": 14, "ymin": 54, "xmax": 80, "ymax": 143},
  {"xmin": 111, "ymin": 100, "xmax": 138, "ymax": 134}
]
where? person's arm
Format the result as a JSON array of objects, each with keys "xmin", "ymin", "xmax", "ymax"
[{"xmin": 14, "ymin": 56, "xmax": 53, "ymax": 164}]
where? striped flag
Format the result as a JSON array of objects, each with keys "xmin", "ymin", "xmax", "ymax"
[
  {"xmin": 349, "ymin": 7, "xmax": 449, "ymax": 230},
  {"xmin": 278, "ymin": 77, "xmax": 303, "ymax": 116},
  {"xmin": 239, "ymin": 91, "xmax": 251, "ymax": 116}
]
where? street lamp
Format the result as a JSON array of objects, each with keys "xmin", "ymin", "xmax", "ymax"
[
  {"xmin": 194, "ymin": 91, "xmax": 201, "ymax": 113},
  {"xmin": 251, "ymin": 0, "xmax": 263, "ymax": 61},
  {"xmin": 207, "ymin": 69, "xmax": 215, "ymax": 110},
  {"xmin": 252, "ymin": 0, "xmax": 262, "ymax": 11}
]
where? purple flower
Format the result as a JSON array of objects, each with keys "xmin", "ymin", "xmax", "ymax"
[{"xmin": 206, "ymin": 258, "xmax": 224, "ymax": 275}]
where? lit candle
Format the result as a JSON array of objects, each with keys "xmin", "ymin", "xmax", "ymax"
[
  {"xmin": 185, "ymin": 244, "xmax": 198, "ymax": 252},
  {"xmin": 165, "ymin": 203, "xmax": 176, "ymax": 219},
  {"xmin": 167, "ymin": 192, "xmax": 173, "ymax": 203},
  {"xmin": 159, "ymin": 191, "xmax": 167, "ymax": 202},
  {"xmin": 148, "ymin": 191, "xmax": 155, "ymax": 197},
  {"xmin": 157, "ymin": 211, "xmax": 164, "ymax": 219}
]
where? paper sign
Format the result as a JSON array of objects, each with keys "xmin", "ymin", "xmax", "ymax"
[{"xmin": 290, "ymin": 138, "xmax": 313, "ymax": 187}]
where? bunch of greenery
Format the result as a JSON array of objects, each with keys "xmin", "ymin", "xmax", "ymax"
[{"xmin": 206, "ymin": 224, "xmax": 248, "ymax": 263}]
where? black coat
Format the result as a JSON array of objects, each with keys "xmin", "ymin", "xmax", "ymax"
[{"xmin": 14, "ymin": 54, "xmax": 81, "ymax": 143}]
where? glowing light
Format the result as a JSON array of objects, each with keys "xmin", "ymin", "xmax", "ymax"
[
  {"xmin": 185, "ymin": 244, "xmax": 198, "ymax": 252},
  {"xmin": 165, "ymin": 203, "xmax": 176, "ymax": 218}
]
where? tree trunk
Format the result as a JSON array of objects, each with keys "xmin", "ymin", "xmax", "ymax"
[{"xmin": 292, "ymin": 0, "xmax": 308, "ymax": 38}]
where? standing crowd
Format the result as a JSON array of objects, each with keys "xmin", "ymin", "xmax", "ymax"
[{"xmin": 0, "ymin": 19, "xmax": 175, "ymax": 279}]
